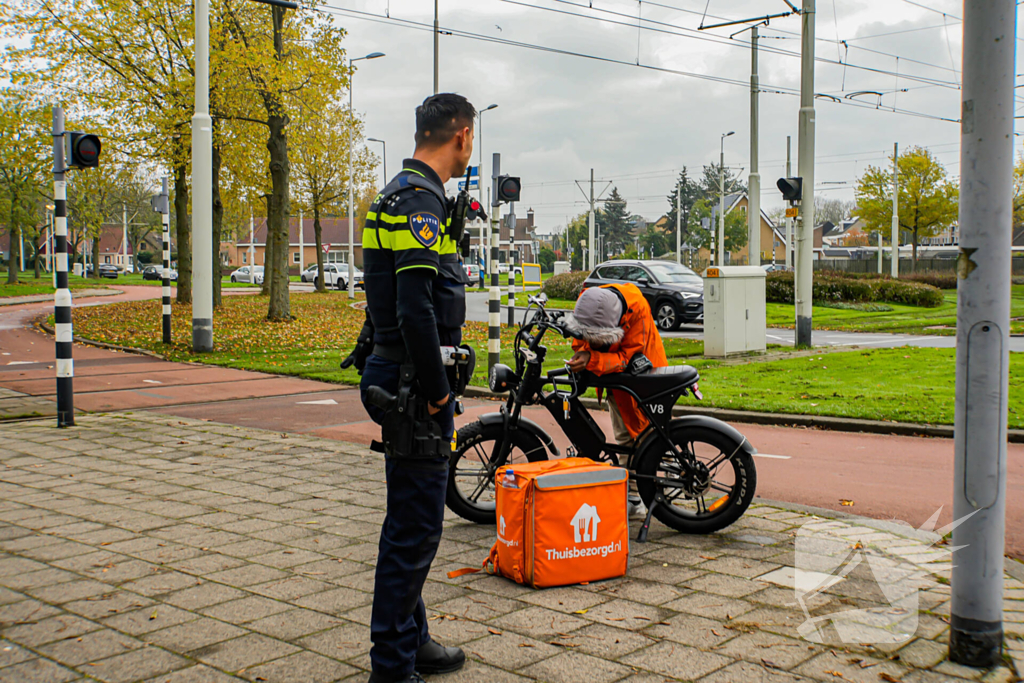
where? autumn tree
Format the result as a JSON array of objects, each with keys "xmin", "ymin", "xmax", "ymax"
[
  {"xmin": 2, "ymin": 0, "xmax": 197, "ymax": 301},
  {"xmin": 0, "ymin": 91, "xmax": 50, "ymax": 283},
  {"xmin": 292, "ymin": 103, "xmax": 375, "ymax": 293},
  {"xmin": 217, "ymin": 2, "xmax": 347, "ymax": 321},
  {"xmin": 856, "ymin": 146, "xmax": 958, "ymax": 271},
  {"xmin": 687, "ymin": 198, "xmax": 748, "ymax": 257},
  {"xmin": 662, "ymin": 167, "xmax": 701, "ymax": 252}
]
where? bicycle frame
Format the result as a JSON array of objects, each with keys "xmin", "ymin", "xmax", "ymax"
[{"xmin": 490, "ymin": 300, "xmax": 699, "ymax": 476}]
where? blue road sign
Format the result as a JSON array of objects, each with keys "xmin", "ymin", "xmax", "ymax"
[
  {"xmin": 458, "ymin": 179, "xmax": 480, "ymax": 191},
  {"xmin": 467, "ymin": 165, "xmax": 479, "ymax": 177}
]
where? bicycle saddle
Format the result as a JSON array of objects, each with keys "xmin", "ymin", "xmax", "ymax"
[{"xmin": 585, "ymin": 365, "xmax": 699, "ymax": 399}]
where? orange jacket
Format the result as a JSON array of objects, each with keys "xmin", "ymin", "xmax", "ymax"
[{"xmin": 571, "ymin": 283, "xmax": 668, "ymax": 438}]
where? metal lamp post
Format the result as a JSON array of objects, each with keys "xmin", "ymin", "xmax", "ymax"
[
  {"xmin": 347, "ymin": 51, "xmax": 386, "ymax": 299},
  {"xmin": 478, "ymin": 103, "xmax": 498, "ymax": 275},
  {"xmin": 366, "ymin": 137, "xmax": 386, "ymax": 188},
  {"xmin": 719, "ymin": 131, "xmax": 734, "ymax": 266}
]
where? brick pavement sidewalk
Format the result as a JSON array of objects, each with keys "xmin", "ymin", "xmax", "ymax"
[{"xmin": 0, "ymin": 413, "xmax": 1020, "ymax": 683}]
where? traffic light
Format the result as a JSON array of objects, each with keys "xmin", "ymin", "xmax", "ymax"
[
  {"xmin": 496, "ymin": 175, "xmax": 521, "ymax": 203},
  {"xmin": 776, "ymin": 177, "xmax": 802, "ymax": 202},
  {"xmin": 467, "ymin": 199, "xmax": 488, "ymax": 222},
  {"xmin": 65, "ymin": 132, "xmax": 101, "ymax": 169}
]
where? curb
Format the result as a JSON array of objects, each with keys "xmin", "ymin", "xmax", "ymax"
[
  {"xmin": 461, "ymin": 385, "xmax": 1024, "ymax": 443},
  {"xmin": 0, "ymin": 288, "xmax": 122, "ymax": 307},
  {"xmin": 36, "ymin": 320, "xmax": 167, "ymax": 361}
]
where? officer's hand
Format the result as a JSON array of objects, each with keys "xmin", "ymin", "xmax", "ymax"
[
  {"xmin": 427, "ymin": 393, "xmax": 450, "ymax": 416},
  {"xmin": 567, "ymin": 351, "xmax": 591, "ymax": 372}
]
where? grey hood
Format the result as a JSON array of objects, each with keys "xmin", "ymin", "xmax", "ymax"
[{"xmin": 562, "ymin": 313, "xmax": 624, "ymax": 348}]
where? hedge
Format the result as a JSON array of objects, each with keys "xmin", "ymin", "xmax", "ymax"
[
  {"xmin": 827, "ymin": 270, "xmax": 957, "ymax": 290},
  {"xmin": 542, "ymin": 270, "xmax": 590, "ymax": 300},
  {"xmin": 766, "ymin": 271, "xmax": 944, "ymax": 308}
]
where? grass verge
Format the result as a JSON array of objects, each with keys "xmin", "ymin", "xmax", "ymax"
[{"xmin": 61, "ymin": 294, "xmax": 1024, "ymax": 428}]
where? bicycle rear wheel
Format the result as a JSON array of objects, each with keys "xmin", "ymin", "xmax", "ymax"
[{"xmin": 635, "ymin": 425, "xmax": 756, "ymax": 534}]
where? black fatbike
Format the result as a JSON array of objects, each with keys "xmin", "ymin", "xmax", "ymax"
[{"xmin": 447, "ymin": 294, "xmax": 758, "ymax": 537}]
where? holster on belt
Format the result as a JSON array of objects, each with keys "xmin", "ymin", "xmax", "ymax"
[{"xmin": 366, "ymin": 376, "xmax": 446, "ymax": 461}]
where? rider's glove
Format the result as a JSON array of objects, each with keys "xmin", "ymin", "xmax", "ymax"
[{"xmin": 628, "ymin": 352, "xmax": 653, "ymax": 376}]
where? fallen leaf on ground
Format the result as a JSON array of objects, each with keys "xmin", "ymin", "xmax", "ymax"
[
  {"xmin": 761, "ymin": 659, "xmax": 782, "ymax": 670},
  {"xmin": 487, "ymin": 628, "xmax": 502, "ymax": 635},
  {"xmin": 840, "ymin": 499, "xmax": 855, "ymax": 506},
  {"xmin": 878, "ymin": 675, "xmax": 900, "ymax": 683}
]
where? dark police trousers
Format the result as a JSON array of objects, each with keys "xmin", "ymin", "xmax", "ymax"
[{"xmin": 359, "ymin": 354, "xmax": 455, "ymax": 680}]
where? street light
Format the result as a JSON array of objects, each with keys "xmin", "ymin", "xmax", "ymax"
[
  {"xmin": 719, "ymin": 130, "xmax": 735, "ymax": 266},
  {"xmin": 478, "ymin": 103, "xmax": 498, "ymax": 275},
  {"xmin": 347, "ymin": 51, "xmax": 386, "ymax": 298},
  {"xmin": 366, "ymin": 138, "xmax": 386, "ymax": 188}
]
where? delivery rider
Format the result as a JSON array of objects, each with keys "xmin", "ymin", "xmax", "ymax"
[{"xmin": 355, "ymin": 93, "xmax": 476, "ymax": 683}]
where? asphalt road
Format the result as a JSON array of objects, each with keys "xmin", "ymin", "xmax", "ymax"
[{"xmin": 464, "ymin": 290, "xmax": 1024, "ymax": 351}]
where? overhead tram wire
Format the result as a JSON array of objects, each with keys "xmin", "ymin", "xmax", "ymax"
[
  {"xmin": 315, "ymin": 3, "xmax": 960, "ymax": 124},
  {"xmin": 503, "ymin": 0, "xmax": 964, "ymax": 92}
]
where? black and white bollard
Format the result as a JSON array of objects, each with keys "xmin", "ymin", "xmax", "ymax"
[
  {"xmin": 159, "ymin": 177, "xmax": 172, "ymax": 344},
  {"xmin": 52, "ymin": 106, "xmax": 74, "ymax": 427}
]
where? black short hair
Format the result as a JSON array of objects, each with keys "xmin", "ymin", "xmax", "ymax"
[{"xmin": 415, "ymin": 93, "xmax": 476, "ymax": 148}]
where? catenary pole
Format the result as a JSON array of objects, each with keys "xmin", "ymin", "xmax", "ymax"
[
  {"xmin": 949, "ymin": 0, "xmax": 1014, "ymax": 667},
  {"xmin": 891, "ymin": 142, "xmax": 899, "ymax": 278},
  {"xmin": 796, "ymin": 0, "xmax": 816, "ymax": 347},
  {"xmin": 52, "ymin": 105, "xmax": 73, "ymax": 427},
  {"xmin": 248, "ymin": 210, "xmax": 255, "ymax": 274},
  {"xmin": 433, "ymin": 0, "xmax": 439, "ymax": 94},
  {"xmin": 718, "ymin": 136, "xmax": 726, "ymax": 266},
  {"xmin": 160, "ymin": 178, "xmax": 172, "ymax": 344},
  {"xmin": 489, "ymin": 153, "xmax": 501, "ymax": 374},
  {"xmin": 192, "ymin": 0, "xmax": 213, "ymax": 352},
  {"xmin": 676, "ymin": 179, "xmax": 682, "ymax": 264},
  {"xmin": 785, "ymin": 135, "xmax": 792, "ymax": 269},
  {"xmin": 588, "ymin": 169, "xmax": 596, "ymax": 270},
  {"xmin": 748, "ymin": 25, "xmax": 761, "ymax": 266}
]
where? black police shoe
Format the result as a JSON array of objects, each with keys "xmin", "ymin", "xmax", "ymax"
[
  {"xmin": 415, "ymin": 639, "xmax": 466, "ymax": 675},
  {"xmin": 366, "ymin": 672, "xmax": 425, "ymax": 683}
]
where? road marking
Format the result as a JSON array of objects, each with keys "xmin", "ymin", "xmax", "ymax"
[
  {"xmin": 6, "ymin": 361, "xmax": 35, "ymax": 365},
  {"xmin": 754, "ymin": 453, "xmax": 792, "ymax": 460},
  {"xmin": 142, "ymin": 379, "xmax": 163, "ymax": 384},
  {"xmin": 297, "ymin": 399, "xmax": 338, "ymax": 406}
]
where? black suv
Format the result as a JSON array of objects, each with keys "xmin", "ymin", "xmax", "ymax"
[{"xmin": 582, "ymin": 260, "xmax": 704, "ymax": 331}]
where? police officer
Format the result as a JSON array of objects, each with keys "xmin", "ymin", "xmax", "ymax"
[{"xmin": 357, "ymin": 93, "xmax": 475, "ymax": 683}]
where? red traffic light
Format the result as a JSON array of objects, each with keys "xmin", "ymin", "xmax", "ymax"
[
  {"xmin": 66, "ymin": 132, "xmax": 102, "ymax": 169},
  {"xmin": 497, "ymin": 175, "xmax": 521, "ymax": 203}
]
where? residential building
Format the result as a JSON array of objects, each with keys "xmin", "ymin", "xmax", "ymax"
[
  {"xmin": 231, "ymin": 217, "xmax": 361, "ymax": 273},
  {"xmin": 703, "ymin": 193, "xmax": 787, "ymax": 266}
]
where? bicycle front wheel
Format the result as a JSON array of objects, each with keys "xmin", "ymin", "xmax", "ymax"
[{"xmin": 446, "ymin": 420, "xmax": 549, "ymax": 525}]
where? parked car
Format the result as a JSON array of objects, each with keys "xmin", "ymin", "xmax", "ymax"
[
  {"xmin": 497, "ymin": 262, "xmax": 509, "ymax": 274},
  {"xmin": 582, "ymin": 259, "xmax": 703, "ymax": 331},
  {"xmin": 84, "ymin": 264, "xmax": 119, "ymax": 279},
  {"xmin": 141, "ymin": 265, "xmax": 178, "ymax": 281},
  {"xmin": 761, "ymin": 263, "xmax": 792, "ymax": 273},
  {"xmin": 300, "ymin": 264, "xmax": 320, "ymax": 283},
  {"xmin": 229, "ymin": 266, "xmax": 264, "ymax": 284},
  {"xmin": 464, "ymin": 263, "xmax": 482, "ymax": 281}
]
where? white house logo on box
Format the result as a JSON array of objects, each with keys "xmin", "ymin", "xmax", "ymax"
[
  {"xmin": 497, "ymin": 515, "xmax": 517, "ymax": 548},
  {"xmin": 571, "ymin": 503, "xmax": 601, "ymax": 543},
  {"xmin": 545, "ymin": 503, "xmax": 622, "ymax": 561}
]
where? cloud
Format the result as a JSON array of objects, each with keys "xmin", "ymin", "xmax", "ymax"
[{"xmin": 338, "ymin": 0, "xmax": 1006, "ymax": 228}]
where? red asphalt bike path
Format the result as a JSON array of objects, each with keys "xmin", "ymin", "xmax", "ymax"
[{"xmin": 1, "ymin": 286, "xmax": 1022, "ymax": 557}]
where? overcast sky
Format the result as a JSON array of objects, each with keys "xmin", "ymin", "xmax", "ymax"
[{"xmin": 330, "ymin": 0, "xmax": 1014, "ymax": 232}]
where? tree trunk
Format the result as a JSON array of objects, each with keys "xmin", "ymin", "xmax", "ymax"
[
  {"xmin": 212, "ymin": 141, "xmax": 223, "ymax": 308},
  {"xmin": 912, "ymin": 225, "xmax": 918, "ymax": 273},
  {"xmin": 32, "ymin": 232, "xmax": 41, "ymax": 279},
  {"xmin": 7, "ymin": 225, "xmax": 19, "ymax": 284},
  {"xmin": 314, "ymin": 205, "xmax": 325, "ymax": 293},
  {"xmin": 91, "ymin": 234, "xmax": 100, "ymax": 280},
  {"xmin": 174, "ymin": 161, "xmax": 192, "ymax": 304},
  {"xmin": 266, "ymin": 111, "xmax": 291, "ymax": 321}
]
